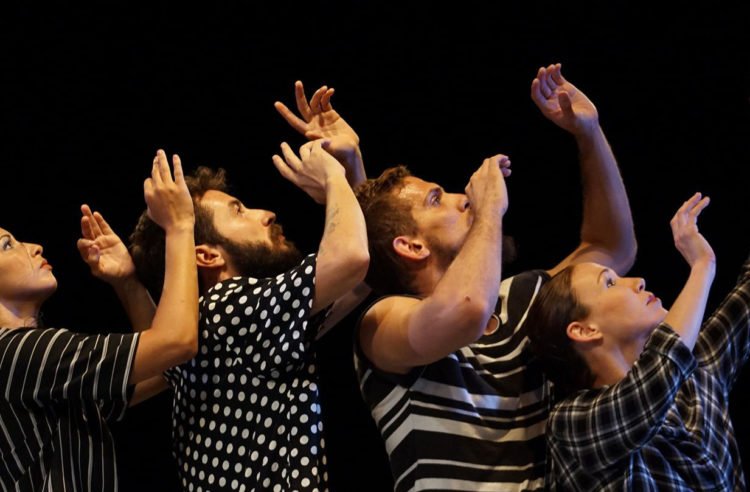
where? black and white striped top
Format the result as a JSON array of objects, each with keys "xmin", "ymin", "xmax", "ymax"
[
  {"xmin": 0, "ymin": 327, "xmax": 139, "ymax": 491},
  {"xmin": 355, "ymin": 270, "xmax": 550, "ymax": 492}
]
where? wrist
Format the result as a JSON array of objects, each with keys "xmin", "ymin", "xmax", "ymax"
[
  {"xmin": 690, "ymin": 257, "xmax": 717, "ymax": 276},
  {"xmin": 164, "ymin": 221, "xmax": 195, "ymax": 235},
  {"xmin": 573, "ymin": 122, "xmax": 604, "ymax": 146},
  {"xmin": 112, "ymin": 272, "xmax": 141, "ymax": 292}
]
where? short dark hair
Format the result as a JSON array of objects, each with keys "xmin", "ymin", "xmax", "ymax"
[
  {"xmin": 129, "ymin": 166, "xmax": 229, "ymax": 297},
  {"xmin": 525, "ymin": 266, "xmax": 595, "ymax": 399},
  {"xmin": 354, "ymin": 166, "xmax": 421, "ymax": 295}
]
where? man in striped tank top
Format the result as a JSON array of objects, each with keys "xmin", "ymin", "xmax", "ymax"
[{"xmin": 352, "ymin": 63, "xmax": 638, "ymax": 491}]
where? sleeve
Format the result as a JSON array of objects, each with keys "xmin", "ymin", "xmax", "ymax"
[
  {"xmin": 547, "ymin": 324, "xmax": 696, "ymax": 474},
  {"xmin": 694, "ymin": 253, "xmax": 750, "ymax": 390},
  {"xmin": 202, "ymin": 254, "xmax": 319, "ymax": 376},
  {"xmin": 0, "ymin": 328, "xmax": 139, "ymax": 417}
]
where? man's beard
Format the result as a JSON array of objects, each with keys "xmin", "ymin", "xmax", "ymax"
[{"xmin": 220, "ymin": 231, "xmax": 303, "ymax": 279}]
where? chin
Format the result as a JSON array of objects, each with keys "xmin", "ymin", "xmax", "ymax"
[{"xmin": 40, "ymin": 280, "xmax": 58, "ymax": 300}]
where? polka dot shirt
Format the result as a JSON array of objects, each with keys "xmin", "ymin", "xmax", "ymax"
[{"xmin": 164, "ymin": 254, "xmax": 328, "ymax": 491}]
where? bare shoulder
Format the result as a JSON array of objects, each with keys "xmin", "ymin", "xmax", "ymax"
[
  {"xmin": 358, "ymin": 295, "xmax": 423, "ymax": 375},
  {"xmin": 360, "ymin": 295, "xmax": 421, "ymax": 332}
]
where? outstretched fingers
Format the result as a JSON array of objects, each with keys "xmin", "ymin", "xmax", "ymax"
[{"xmin": 274, "ymin": 100, "xmax": 308, "ymax": 134}]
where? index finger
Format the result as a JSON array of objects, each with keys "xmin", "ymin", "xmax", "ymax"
[
  {"xmin": 81, "ymin": 204, "xmax": 103, "ymax": 238},
  {"xmin": 274, "ymin": 101, "xmax": 309, "ymax": 135}
]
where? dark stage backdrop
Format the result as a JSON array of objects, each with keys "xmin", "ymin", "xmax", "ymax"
[{"xmin": 2, "ymin": 3, "xmax": 749, "ymax": 491}]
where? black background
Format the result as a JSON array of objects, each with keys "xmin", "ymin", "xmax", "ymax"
[{"xmin": 2, "ymin": 3, "xmax": 749, "ymax": 491}]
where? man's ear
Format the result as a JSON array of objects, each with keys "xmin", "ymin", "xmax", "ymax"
[
  {"xmin": 196, "ymin": 244, "xmax": 226, "ymax": 269},
  {"xmin": 566, "ymin": 321, "xmax": 602, "ymax": 343},
  {"xmin": 392, "ymin": 235, "xmax": 431, "ymax": 261}
]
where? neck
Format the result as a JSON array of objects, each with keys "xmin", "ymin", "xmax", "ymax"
[
  {"xmin": 199, "ymin": 266, "xmax": 235, "ymax": 294},
  {"xmin": 412, "ymin": 259, "xmax": 448, "ymax": 297},
  {"xmin": 587, "ymin": 334, "xmax": 649, "ymax": 388},
  {"xmin": 0, "ymin": 300, "xmax": 41, "ymax": 329}
]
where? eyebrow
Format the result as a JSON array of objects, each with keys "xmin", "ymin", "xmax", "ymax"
[{"xmin": 597, "ymin": 268, "xmax": 611, "ymax": 285}]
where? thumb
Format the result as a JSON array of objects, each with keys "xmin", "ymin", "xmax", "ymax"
[
  {"xmin": 558, "ymin": 91, "xmax": 573, "ymax": 116},
  {"xmin": 87, "ymin": 245, "xmax": 100, "ymax": 264},
  {"xmin": 77, "ymin": 239, "xmax": 99, "ymax": 264}
]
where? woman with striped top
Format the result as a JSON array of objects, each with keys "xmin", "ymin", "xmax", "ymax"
[{"xmin": 0, "ymin": 150, "xmax": 198, "ymax": 491}]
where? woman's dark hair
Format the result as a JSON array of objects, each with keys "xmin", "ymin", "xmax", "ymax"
[{"xmin": 526, "ymin": 265, "xmax": 596, "ymax": 399}]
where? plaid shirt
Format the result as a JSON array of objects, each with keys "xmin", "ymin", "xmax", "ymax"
[{"xmin": 547, "ymin": 254, "xmax": 750, "ymax": 491}]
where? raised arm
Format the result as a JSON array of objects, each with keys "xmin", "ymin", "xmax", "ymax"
[
  {"xmin": 77, "ymin": 204, "xmax": 155, "ymax": 332},
  {"xmin": 275, "ymin": 81, "xmax": 366, "ymax": 187},
  {"xmin": 127, "ymin": 150, "xmax": 199, "ymax": 385},
  {"xmin": 532, "ymin": 63, "xmax": 637, "ymax": 276},
  {"xmin": 696, "ymin": 250, "xmax": 750, "ymax": 389},
  {"xmin": 662, "ymin": 193, "xmax": 715, "ymax": 350},
  {"xmin": 272, "ymin": 140, "xmax": 369, "ymax": 314},
  {"xmin": 360, "ymin": 155, "xmax": 510, "ymax": 374}
]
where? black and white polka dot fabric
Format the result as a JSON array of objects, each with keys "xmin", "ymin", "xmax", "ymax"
[{"xmin": 164, "ymin": 254, "xmax": 328, "ymax": 491}]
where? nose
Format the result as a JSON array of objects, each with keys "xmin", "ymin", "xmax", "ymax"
[
  {"xmin": 25, "ymin": 242, "xmax": 43, "ymax": 257},
  {"xmin": 261, "ymin": 211, "xmax": 276, "ymax": 227},
  {"xmin": 457, "ymin": 193, "xmax": 470, "ymax": 212},
  {"xmin": 634, "ymin": 277, "xmax": 645, "ymax": 292}
]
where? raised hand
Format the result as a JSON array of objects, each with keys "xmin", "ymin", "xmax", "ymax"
[
  {"xmin": 531, "ymin": 63, "xmax": 599, "ymax": 136},
  {"xmin": 465, "ymin": 154, "xmax": 510, "ymax": 220},
  {"xmin": 272, "ymin": 140, "xmax": 346, "ymax": 205},
  {"xmin": 275, "ymin": 81, "xmax": 359, "ymax": 143},
  {"xmin": 274, "ymin": 81, "xmax": 364, "ymax": 184},
  {"xmin": 670, "ymin": 192, "xmax": 715, "ymax": 268},
  {"xmin": 144, "ymin": 150, "xmax": 194, "ymax": 232},
  {"xmin": 76, "ymin": 205, "xmax": 135, "ymax": 285}
]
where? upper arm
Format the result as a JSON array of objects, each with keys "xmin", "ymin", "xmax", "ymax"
[
  {"xmin": 546, "ymin": 241, "xmax": 634, "ymax": 277},
  {"xmin": 313, "ymin": 246, "xmax": 369, "ymax": 315},
  {"xmin": 695, "ymin": 263, "xmax": 750, "ymax": 388},
  {"xmin": 359, "ymin": 293, "xmax": 487, "ymax": 374}
]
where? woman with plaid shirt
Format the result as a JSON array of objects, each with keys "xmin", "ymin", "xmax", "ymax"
[{"xmin": 526, "ymin": 192, "xmax": 749, "ymax": 491}]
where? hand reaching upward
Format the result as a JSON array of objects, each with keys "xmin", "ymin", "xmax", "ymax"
[{"xmin": 531, "ymin": 63, "xmax": 599, "ymax": 137}]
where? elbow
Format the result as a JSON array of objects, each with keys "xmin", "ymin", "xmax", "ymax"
[
  {"xmin": 448, "ymin": 296, "xmax": 494, "ymax": 343},
  {"xmin": 174, "ymin": 324, "xmax": 199, "ymax": 364},
  {"xmin": 613, "ymin": 237, "xmax": 638, "ymax": 274},
  {"xmin": 339, "ymin": 248, "xmax": 370, "ymax": 285},
  {"xmin": 351, "ymin": 249, "xmax": 370, "ymax": 283}
]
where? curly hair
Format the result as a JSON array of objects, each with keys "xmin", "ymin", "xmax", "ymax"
[
  {"xmin": 354, "ymin": 166, "xmax": 422, "ymax": 295},
  {"xmin": 129, "ymin": 166, "xmax": 229, "ymax": 297},
  {"xmin": 525, "ymin": 266, "xmax": 596, "ymax": 399}
]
